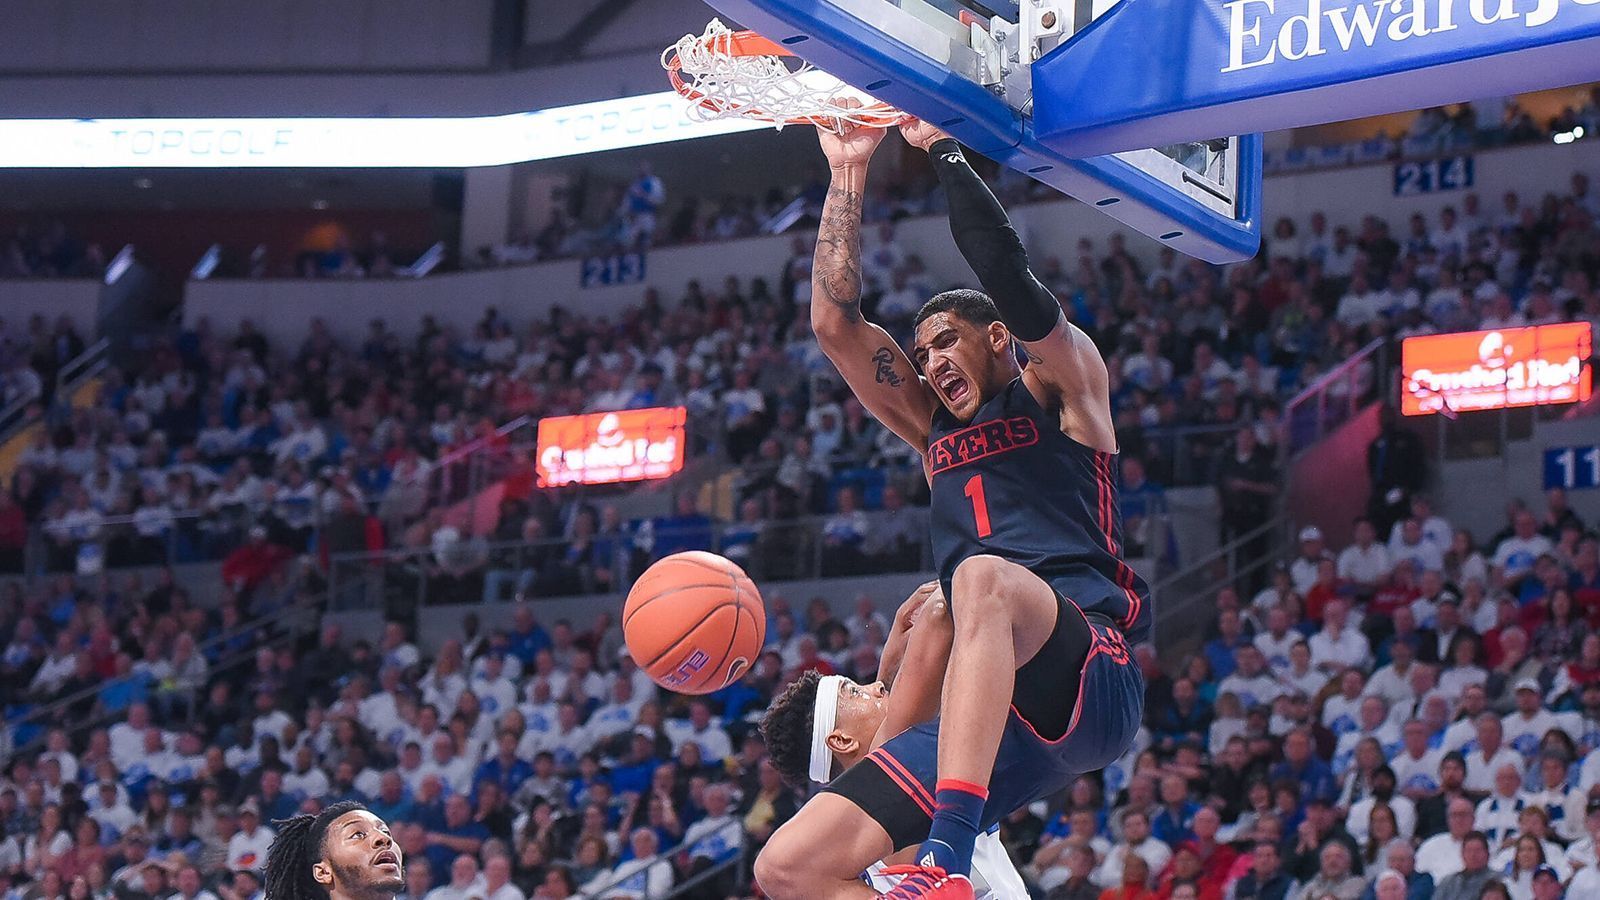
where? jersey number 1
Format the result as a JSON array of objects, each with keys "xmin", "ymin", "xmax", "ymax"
[{"xmin": 964, "ymin": 474, "xmax": 992, "ymax": 538}]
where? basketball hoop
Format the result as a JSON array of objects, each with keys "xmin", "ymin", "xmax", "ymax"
[{"xmin": 663, "ymin": 19, "xmax": 906, "ymax": 131}]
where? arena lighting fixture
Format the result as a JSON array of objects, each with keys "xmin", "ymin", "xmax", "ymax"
[
  {"xmin": 0, "ymin": 91, "xmax": 770, "ymax": 168},
  {"xmin": 103, "ymin": 245, "xmax": 135, "ymax": 286}
]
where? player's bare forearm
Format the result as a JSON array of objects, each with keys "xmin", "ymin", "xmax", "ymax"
[
  {"xmin": 872, "ymin": 596, "xmax": 954, "ymax": 748},
  {"xmin": 806, "ymin": 173, "xmax": 935, "ymax": 449},
  {"xmin": 877, "ymin": 581, "xmax": 940, "ymax": 685},
  {"xmin": 811, "ymin": 165, "xmax": 869, "ymax": 332}
]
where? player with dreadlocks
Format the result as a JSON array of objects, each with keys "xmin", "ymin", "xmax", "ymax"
[{"xmin": 262, "ymin": 801, "xmax": 404, "ymax": 900}]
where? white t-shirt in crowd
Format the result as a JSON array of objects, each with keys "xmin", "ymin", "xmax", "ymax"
[
  {"xmin": 1502, "ymin": 709, "xmax": 1571, "ymax": 759},
  {"xmin": 1464, "ymin": 747, "xmax": 1525, "ymax": 794},
  {"xmin": 1310, "ymin": 627, "xmax": 1372, "ymax": 673},
  {"xmin": 1338, "ymin": 544, "xmax": 1393, "ymax": 586},
  {"xmin": 1493, "ymin": 535, "xmax": 1554, "ymax": 580},
  {"xmin": 227, "ymin": 826, "xmax": 277, "ymax": 872},
  {"xmin": 1216, "ymin": 672, "xmax": 1284, "ymax": 710},
  {"xmin": 1391, "ymin": 749, "xmax": 1445, "ymax": 795},
  {"xmin": 1415, "ymin": 833, "xmax": 1464, "ymax": 880}
]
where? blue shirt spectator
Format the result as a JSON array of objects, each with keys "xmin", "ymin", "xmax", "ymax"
[
  {"xmin": 1152, "ymin": 799, "xmax": 1201, "ymax": 846},
  {"xmin": 508, "ymin": 608, "xmax": 552, "ymax": 664},
  {"xmin": 651, "ymin": 494, "xmax": 715, "ymax": 557},
  {"xmin": 474, "ymin": 744, "xmax": 534, "ymax": 800},
  {"xmin": 1269, "ymin": 729, "xmax": 1339, "ymax": 804},
  {"xmin": 99, "ymin": 669, "xmax": 151, "ymax": 715}
]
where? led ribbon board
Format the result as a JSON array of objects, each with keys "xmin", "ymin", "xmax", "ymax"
[
  {"xmin": 1031, "ymin": 0, "xmax": 1600, "ymax": 156},
  {"xmin": 0, "ymin": 92, "xmax": 769, "ymax": 168},
  {"xmin": 1400, "ymin": 323, "xmax": 1594, "ymax": 416}
]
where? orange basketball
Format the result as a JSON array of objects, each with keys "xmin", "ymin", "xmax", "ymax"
[{"xmin": 623, "ymin": 551, "xmax": 766, "ymax": 695}]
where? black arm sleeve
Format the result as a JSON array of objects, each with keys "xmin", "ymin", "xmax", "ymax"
[{"xmin": 927, "ymin": 138, "xmax": 1062, "ymax": 342}]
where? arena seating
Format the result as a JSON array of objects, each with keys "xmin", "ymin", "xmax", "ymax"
[
  {"xmin": 0, "ymin": 110, "xmax": 1596, "ymax": 900},
  {"xmin": 6, "ymin": 169, "xmax": 1598, "ymax": 590}
]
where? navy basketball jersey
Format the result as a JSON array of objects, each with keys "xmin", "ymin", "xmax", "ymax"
[{"xmin": 926, "ymin": 377, "xmax": 1152, "ymax": 645}]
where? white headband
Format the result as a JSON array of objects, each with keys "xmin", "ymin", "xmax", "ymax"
[{"xmin": 808, "ymin": 675, "xmax": 846, "ymax": 784}]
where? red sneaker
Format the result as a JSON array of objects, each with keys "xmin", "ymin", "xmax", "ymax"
[{"xmin": 874, "ymin": 865, "xmax": 974, "ymax": 900}]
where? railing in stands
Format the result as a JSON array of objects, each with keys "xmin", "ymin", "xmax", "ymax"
[
  {"xmin": 424, "ymin": 415, "xmax": 534, "ymax": 511},
  {"xmin": 6, "ymin": 413, "xmax": 537, "ymax": 579},
  {"xmin": 569, "ymin": 834, "xmax": 747, "ymax": 900},
  {"xmin": 661, "ymin": 846, "xmax": 748, "ymax": 900},
  {"xmin": 2, "ymin": 597, "xmax": 318, "ymax": 756},
  {"xmin": 23, "ymin": 509, "xmax": 207, "ymax": 576},
  {"xmin": 321, "ymin": 505, "xmax": 1179, "ymax": 619},
  {"xmin": 1281, "ymin": 337, "xmax": 1388, "ymax": 461},
  {"xmin": 322, "ymin": 508, "xmax": 940, "ymax": 615},
  {"xmin": 1148, "ymin": 513, "xmax": 1289, "ymax": 667},
  {"xmin": 0, "ymin": 337, "xmax": 107, "ymax": 437},
  {"xmin": 56, "ymin": 336, "xmax": 110, "ymax": 398},
  {"xmin": 0, "ymin": 384, "xmax": 37, "ymax": 440},
  {"xmin": 0, "ymin": 337, "xmax": 113, "ymax": 487}
]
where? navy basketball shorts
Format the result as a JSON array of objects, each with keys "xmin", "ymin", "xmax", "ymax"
[{"xmin": 823, "ymin": 595, "xmax": 1144, "ymax": 850}]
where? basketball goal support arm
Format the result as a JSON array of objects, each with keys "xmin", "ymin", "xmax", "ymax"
[{"xmin": 928, "ymin": 138, "xmax": 1062, "ymax": 343}]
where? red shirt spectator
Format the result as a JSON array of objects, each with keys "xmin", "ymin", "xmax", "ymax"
[
  {"xmin": 221, "ymin": 527, "xmax": 294, "ymax": 593},
  {"xmin": 1303, "ymin": 561, "xmax": 1346, "ymax": 626},
  {"xmin": 0, "ymin": 491, "xmax": 26, "ymax": 551},
  {"xmin": 1156, "ymin": 844, "xmax": 1226, "ymax": 900},
  {"xmin": 1370, "ymin": 569, "xmax": 1422, "ymax": 619}
]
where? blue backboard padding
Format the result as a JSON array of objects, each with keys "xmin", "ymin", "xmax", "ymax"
[
  {"xmin": 701, "ymin": 0, "xmax": 1263, "ymax": 262},
  {"xmin": 1032, "ymin": 0, "xmax": 1600, "ymax": 156}
]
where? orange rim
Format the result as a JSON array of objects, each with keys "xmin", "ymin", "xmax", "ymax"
[{"xmin": 665, "ymin": 28, "xmax": 905, "ymax": 128}]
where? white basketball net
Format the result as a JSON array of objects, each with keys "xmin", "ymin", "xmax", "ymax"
[{"xmin": 663, "ymin": 19, "xmax": 903, "ymax": 130}]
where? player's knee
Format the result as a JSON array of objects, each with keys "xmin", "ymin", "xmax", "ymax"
[
  {"xmin": 755, "ymin": 843, "xmax": 805, "ymax": 898},
  {"xmin": 950, "ymin": 555, "xmax": 1014, "ymax": 618}
]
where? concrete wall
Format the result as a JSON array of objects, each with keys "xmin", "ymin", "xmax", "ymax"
[
  {"xmin": 1257, "ymin": 140, "xmax": 1597, "ymax": 237},
  {"xmin": 0, "ymin": 279, "xmax": 102, "ymax": 331},
  {"xmin": 324, "ymin": 570, "xmax": 937, "ymax": 656},
  {"xmin": 323, "ymin": 483, "xmax": 1221, "ymax": 657},
  {"xmin": 1286, "ymin": 404, "xmax": 1381, "ymax": 549},
  {"xmin": 1435, "ymin": 413, "xmax": 1600, "ymax": 545},
  {"xmin": 0, "ymin": 0, "xmax": 495, "ymax": 76}
]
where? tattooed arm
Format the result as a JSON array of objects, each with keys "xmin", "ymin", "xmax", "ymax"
[{"xmin": 809, "ymin": 111, "xmax": 938, "ymax": 451}]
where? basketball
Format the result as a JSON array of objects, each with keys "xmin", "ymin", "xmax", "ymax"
[{"xmin": 623, "ymin": 551, "xmax": 766, "ymax": 695}]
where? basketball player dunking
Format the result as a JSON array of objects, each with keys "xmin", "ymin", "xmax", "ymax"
[{"xmin": 754, "ymin": 110, "xmax": 1149, "ymax": 900}]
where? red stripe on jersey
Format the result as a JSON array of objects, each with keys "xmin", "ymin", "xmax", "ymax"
[
  {"xmin": 1096, "ymin": 453, "xmax": 1142, "ymax": 630},
  {"xmin": 868, "ymin": 750, "xmax": 935, "ymax": 816}
]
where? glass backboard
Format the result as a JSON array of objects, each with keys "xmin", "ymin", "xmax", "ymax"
[{"xmin": 700, "ymin": 0, "xmax": 1263, "ymax": 262}]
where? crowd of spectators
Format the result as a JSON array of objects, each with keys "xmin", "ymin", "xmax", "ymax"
[
  {"xmin": 0, "ymin": 587, "xmax": 855, "ymax": 900},
  {"xmin": 2, "ymin": 477, "xmax": 1598, "ymax": 900},
  {"xmin": 1100, "ymin": 486, "xmax": 1600, "ymax": 900},
  {"xmin": 4, "ymin": 159, "xmax": 1598, "ymax": 604}
]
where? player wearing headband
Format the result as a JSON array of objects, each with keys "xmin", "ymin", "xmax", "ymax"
[
  {"xmin": 262, "ymin": 801, "xmax": 404, "ymax": 900},
  {"xmin": 758, "ymin": 585, "xmax": 1026, "ymax": 900}
]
